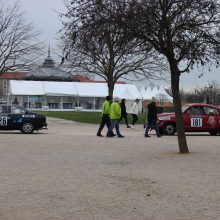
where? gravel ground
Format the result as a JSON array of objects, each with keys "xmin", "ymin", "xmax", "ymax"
[{"xmin": 0, "ymin": 117, "xmax": 220, "ymax": 220}]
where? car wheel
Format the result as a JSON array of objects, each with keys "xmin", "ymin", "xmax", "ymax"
[
  {"xmin": 163, "ymin": 123, "xmax": 176, "ymax": 135},
  {"xmin": 21, "ymin": 122, "xmax": 34, "ymax": 134},
  {"xmin": 209, "ymin": 131, "xmax": 218, "ymax": 136}
]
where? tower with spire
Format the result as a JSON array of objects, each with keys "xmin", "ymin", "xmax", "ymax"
[{"xmin": 23, "ymin": 46, "xmax": 72, "ymax": 81}]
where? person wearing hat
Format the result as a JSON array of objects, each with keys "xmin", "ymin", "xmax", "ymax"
[
  {"xmin": 106, "ymin": 97, "xmax": 124, "ymax": 138},
  {"xmin": 97, "ymin": 95, "xmax": 112, "ymax": 137}
]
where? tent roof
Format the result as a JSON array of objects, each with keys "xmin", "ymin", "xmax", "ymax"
[
  {"xmin": 9, "ymin": 80, "xmax": 141, "ymax": 100},
  {"xmin": 75, "ymin": 82, "xmax": 108, "ymax": 97},
  {"xmin": 140, "ymin": 86, "xmax": 173, "ymax": 101},
  {"xmin": 10, "ymin": 80, "xmax": 78, "ymax": 96},
  {"xmin": 43, "ymin": 81, "xmax": 77, "ymax": 96},
  {"xmin": 10, "ymin": 80, "xmax": 45, "ymax": 95},
  {"xmin": 114, "ymin": 84, "xmax": 142, "ymax": 100}
]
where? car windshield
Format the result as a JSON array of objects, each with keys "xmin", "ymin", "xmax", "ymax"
[
  {"xmin": 181, "ymin": 105, "xmax": 190, "ymax": 113},
  {"xmin": 11, "ymin": 106, "xmax": 27, "ymax": 114}
]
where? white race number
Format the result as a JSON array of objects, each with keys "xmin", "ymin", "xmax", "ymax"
[
  {"xmin": 191, "ymin": 118, "xmax": 202, "ymax": 127},
  {"xmin": 0, "ymin": 116, "xmax": 8, "ymax": 126}
]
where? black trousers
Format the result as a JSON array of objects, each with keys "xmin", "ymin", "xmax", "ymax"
[
  {"xmin": 145, "ymin": 120, "xmax": 160, "ymax": 136},
  {"xmin": 97, "ymin": 114, "xmax": 111, "ymax": 135},
  {"xmin": 131, "ymin": 114, "xmax": 138, "ymax": 125},
  {"xmin": 118, "ymin": 113, "xmax": 129, "ymax": 126}
]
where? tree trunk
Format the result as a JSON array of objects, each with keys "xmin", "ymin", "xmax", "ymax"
[
  {"xmin": 170, "ymin": 63, "xmax": 189, "ymax": 153},
  {"xmin": 107, "ymin": 80, "xmax": 114, "ymax": 99}
]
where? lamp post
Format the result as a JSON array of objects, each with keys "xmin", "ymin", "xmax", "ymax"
[{"xmin": 206, "ymin": 85, "xmax": 213, "ymax": 104}]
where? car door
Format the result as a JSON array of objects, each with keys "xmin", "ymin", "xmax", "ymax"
[
  {"xmin": 7, "ymin": 106, "xmax": 27, "ymax": 130},
  {"xmin": 183, "ymin": 106, "xmax": 206, "ymax": 132},
  {"xmin": 203, "ymin": 106, "xmax": 220, "ymax": 131}
]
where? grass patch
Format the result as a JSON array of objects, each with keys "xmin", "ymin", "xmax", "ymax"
[{"xmin": 34, "ymin": 111, "xmax": 147, "ymax": 124}]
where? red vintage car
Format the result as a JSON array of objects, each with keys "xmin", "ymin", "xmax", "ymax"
[{"xmin": 158, "ymin": 103, "xmax": 220, "ymax": 135}]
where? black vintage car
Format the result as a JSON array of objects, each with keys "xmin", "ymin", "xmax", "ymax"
[{"xmin": 0, "ymin": 105, "xmax": 47, "ymax": 134}]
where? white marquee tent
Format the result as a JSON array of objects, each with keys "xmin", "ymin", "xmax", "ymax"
[
  {"xmin": 113, "ymin": 84, "xmax": 141, "ymax": 100},
  {"xmin": 10, "ymin": 80, "xmax": 45, "ymax": 96},
  {"xmin": 9, "ymin": 80, "xmax": 142, "ymax": 110},
  {"xmin": 10, "ymin": 80, "xmax": 142, "ymax": 99},
  {"xmin": 140, "ymin": 86, "xmax": 173, "ymax": 102},
  {"xmin": 43, "ymin": 81, "xmax": 78, "ymax": 96},
  {"xmin": 74, "ymin": 82, "xmax": 108, "ymax": 98}
]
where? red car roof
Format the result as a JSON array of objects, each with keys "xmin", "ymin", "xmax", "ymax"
[{"xmin": 184, "ymin": 103, "xmax": 220, "ymax": 109}]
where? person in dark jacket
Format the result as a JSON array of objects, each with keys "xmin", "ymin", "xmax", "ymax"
[
  {"xmin": 144, "ymin": 101, "xmax": 161, "ymax": 137},
  {"xmin": 97, "ymin": 96, "xmax": 112, "ymax": 137},
  {"xmin": 118, "ymin": 99, "xmax": 130, "ymax": 128}
]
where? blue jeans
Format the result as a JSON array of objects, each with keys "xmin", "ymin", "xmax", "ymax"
[{"xmin": 107, "ymin": 119, "xmax": 122, "ymax": 136}]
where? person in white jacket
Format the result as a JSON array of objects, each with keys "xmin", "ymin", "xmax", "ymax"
[{"xmin": 129, "ymin": 99, "xmax": 139, "ymax": 128}]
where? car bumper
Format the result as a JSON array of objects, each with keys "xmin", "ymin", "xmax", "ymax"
[{"xmin": 38, "ymin": 123, "xmax": 48, "ymax": 130}]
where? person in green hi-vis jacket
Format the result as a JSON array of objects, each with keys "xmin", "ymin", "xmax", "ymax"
[{"xmin": 106, "ymin": 97, "xmax": 124, "ymax": 138}]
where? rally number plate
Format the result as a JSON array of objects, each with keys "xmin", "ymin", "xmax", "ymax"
[
  {"xmin": 191, "ymin": 118, "xmax": 202, "ymax": 127},
  {"xmin": 0, "ymin": 116, "xmax": 7, "ymax": 126}
]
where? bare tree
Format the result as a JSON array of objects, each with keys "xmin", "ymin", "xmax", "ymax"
[
  {"xmin": 184, "ymin": 81, "xmax": 220, "ymax": 104},
  {"xmin": 111, "ymin": 0, "xmax": 220, "ymax": 153},
  {"xmin": 0, "ymin": 1, "xmax": 43, "ymax": 73},
  {"xmin": 184, "ymin": 88, "xmax": 207, "ymax": 103},
  {"xmin": 165, "ymin": 87, "xmax": 186, "ymax": 104},
  {"xmin": 59, "ymin": 0, "xmax": 166, "ymax": 98}
]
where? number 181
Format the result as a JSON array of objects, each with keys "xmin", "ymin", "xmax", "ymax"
[{"xmin": 191, "ymin": 118, "xmax": 202, "ymax": 127}]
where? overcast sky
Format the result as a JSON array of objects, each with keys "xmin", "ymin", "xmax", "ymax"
[
  {"xmin": 9, "ymin": 0, "xmax": 220, "ymax": 91},
  {"xmin": 18, "ymin": 0, "xmax": 64, "ymax": 46}
]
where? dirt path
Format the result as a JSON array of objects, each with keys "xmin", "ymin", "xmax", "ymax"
[{"xmin": 0, "ymin": 117, "xmax": 219, "ymax": 220}]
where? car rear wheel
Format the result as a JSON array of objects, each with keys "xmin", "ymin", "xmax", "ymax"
[
  {"xmin": 163, "ymin": 123, "xmax": 176, "ymax": 135},
  {"xmin": 209, "ymin": 131, "xmax": 218, "ymax": 136},
  {"xmin": 21, "ymin": 122, "xmax": 34, "ymax": 134}
]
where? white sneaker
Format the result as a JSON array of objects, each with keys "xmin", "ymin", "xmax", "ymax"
[{"xmin": 130, "ymin": 125, "xmax": 134, "ymax": 129}]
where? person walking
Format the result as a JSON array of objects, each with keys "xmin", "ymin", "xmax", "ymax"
[
  {"xmin": 118, "ymin": 99, "xmax": 130, "ymax": 128},
  {"xmin": 144, "ymin": 101, "xmax": 161, "ymax": 137},
  {"xmin": 129, "ymin": 99, "xmax": 139, "ymax": 128},
  {"xmin": 106, "ymin": 97, "xmax": 124, "ymax": 138},
  {"xmin": 97, "ymin": 96, "xmax": 112, "ymax": 137}
]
